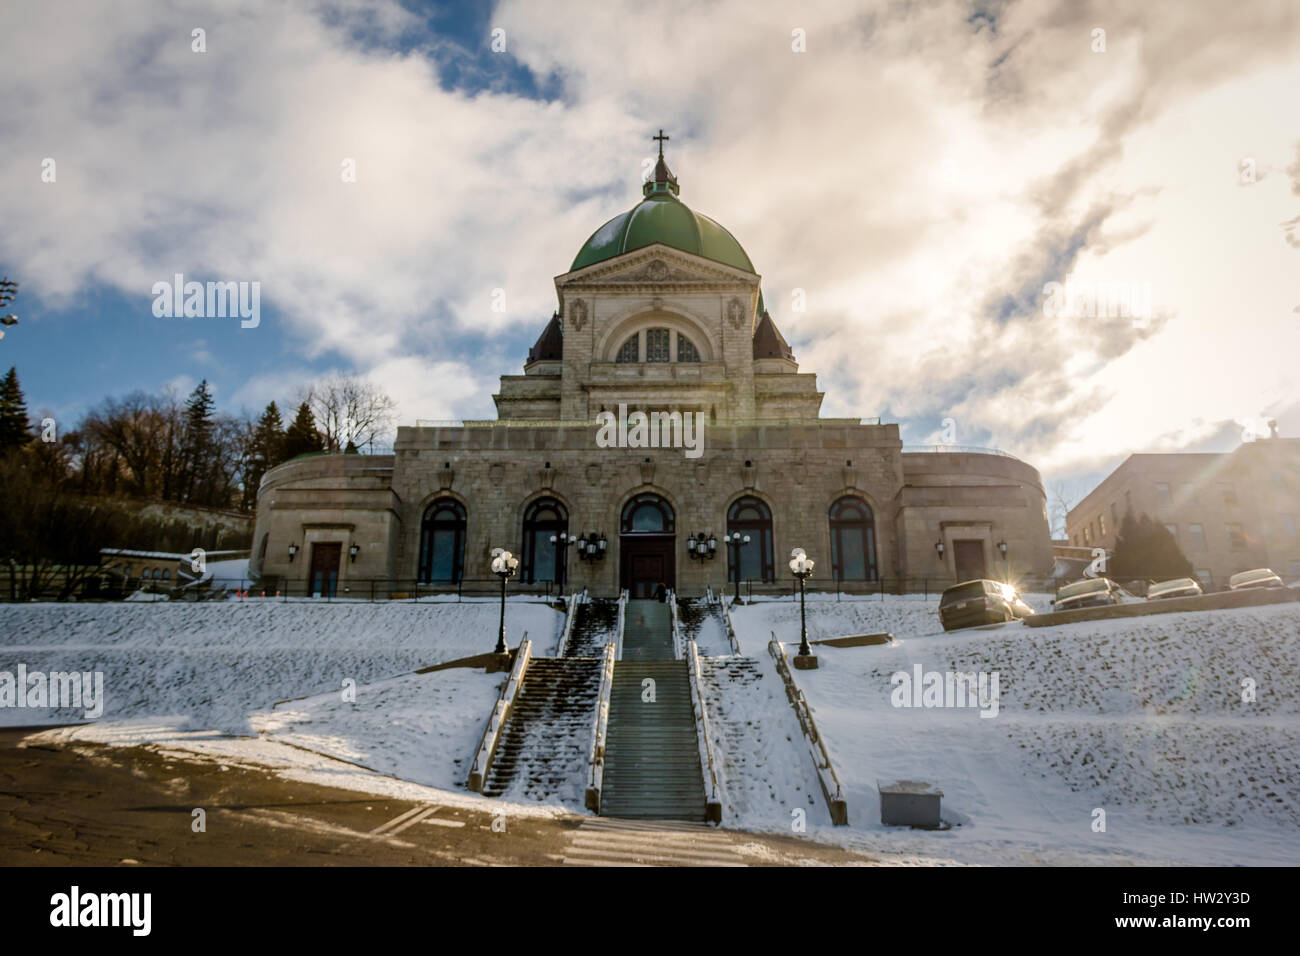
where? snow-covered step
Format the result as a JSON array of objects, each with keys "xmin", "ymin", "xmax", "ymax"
[
  {"xmin": 481, "ymin": 657, "xmax": 603, "ymax": 800},
  {"xmin": 620, "ymin": 599, "xmax": 675, "ymax": 660},
  {"xmin": 675, "ymin": 598, "xmax": 736, "ymax": 656},
  {"xmin": 698, "ymin": 656, "xmax": 830, "ymax": 825},
  {"xmin": 564, "ymin": 599, "xmax": 619, "ymax": 657}
]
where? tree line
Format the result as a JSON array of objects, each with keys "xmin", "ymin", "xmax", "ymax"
[
  {"xmin": 0, "ymin": 367, "xmax": 397, "ymax": 512},
  {"xmin": 0, "ymin": 366, "xmax": 397, "ymax": 599}
]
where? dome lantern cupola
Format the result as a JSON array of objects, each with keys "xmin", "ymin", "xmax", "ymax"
[{"xmin": 644, "ymin": 129, "xmax": 680, "ymax": 197}]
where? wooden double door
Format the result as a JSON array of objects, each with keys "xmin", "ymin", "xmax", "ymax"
[
  {"xmin": 619, "ymin": 535, "xmax": 675, "ymax": 598},
  {"xmin": 309, "ymin": 542, "xmax": 342, "ymax": 597}
]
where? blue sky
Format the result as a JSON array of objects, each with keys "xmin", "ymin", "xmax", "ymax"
[{"xmin": 2, "ymin": 0, "xmax": 1299, "ymax": 498}]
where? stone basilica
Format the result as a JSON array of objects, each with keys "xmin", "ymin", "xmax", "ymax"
[{"xmin": 250, "ymin": 143, "xmax": 1053, "ymax": 597}]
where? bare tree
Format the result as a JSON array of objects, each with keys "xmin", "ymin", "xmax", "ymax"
[
  {"xmin": 303, "ymin": 375, "xmax": 397, "ymax": 453},
  {"xmin": 1047, "ymin": 479, "xmax": 1086, "ymax": 540}
]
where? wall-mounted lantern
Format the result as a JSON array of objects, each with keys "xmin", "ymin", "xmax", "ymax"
[
  {"xmin": 349, "ymin": 543, "xmax": 360, "ymax": 562},
  {"xmin": 288, "ymin": 544, "xmax": 299, "ymax": 562}
]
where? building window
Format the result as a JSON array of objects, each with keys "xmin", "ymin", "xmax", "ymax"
[
  {"xmin": 419, "ymin": 498, "xmax": 466, "ymax": 583},
  {"xmin": 677, "ymin": 334, "xmax": 700, "ymax": 362},
  {"xmin": 1164, "ymin": 523, "xmax": 1177, "ymax": 539},
  {"xmin": 616, "ymin": 334, "xmax": 639, "ymax": 363},
  {"xmin": 1226, "ymin": 523, "xmax": 1246, "ymax": 549},
  {"xmin": 828, "ymin": 496, "xmax": 878, "ymax": 582},
  {"xmin": 258, "ymin": 533, "xmax": 269, "ymax": 563},
  {"xmin": 621, "ymin": 493, "xmax": 674, "ymax": 534},
  {"xmin": 1187, "ymin": 523, "xmax": 1206, "ymax": 549},
  {"xmin": 646, "ymin": 328, "xmax": 671, "ymax": 362},
  {"xmin": 1179, "ymin": 482, "xmax": 1195, "ymax": 502},
  {"xmin": 1110, "ymin": 502, "xmax": 1118, "ymax": 526},
  {"xmin": 1221, "ymin": 483, "xmax": 1238, "ymax": 507},
  {"xmin": 1083, "ymin": 526, "xmax": 1091, "ymax": 546},
  {"xmin": 1281, "ymin": 515, "xmax": 1297, "ymax": 539},
  {"xmin": 521, "ymin": 497, "xmax": 568, "ymax": 586},
  {"xmin": 1098, "ymin": 514, "xmax": 1107, "ymax": 538},
  {"xmin": 162, "ymin": 570, "xmax": 170, "ymax": 581},
  {"xmin": 727, "ymin": 496, "xmax": 774, "ymax": 583},
  {"xmin": 1195, "ymin": 568, "xmax": 1213, "ymax": 588},
  {"xmin": 1155, "ymin": 482, "xmax": 1171, "ymax": 505}
]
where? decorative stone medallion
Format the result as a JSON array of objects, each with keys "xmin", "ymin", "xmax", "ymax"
[
  {"xmin": 727, "ymin": 297, "xmax": 745, "ymax": 329},
  {"xmin": 569, "ymin": 298, "xmax": 587, "ymax": 331}
]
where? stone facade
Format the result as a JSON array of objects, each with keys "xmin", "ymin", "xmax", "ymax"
[{"xmin": 250, "ymin": 161, "xmax": 1055, "ymax": 597}]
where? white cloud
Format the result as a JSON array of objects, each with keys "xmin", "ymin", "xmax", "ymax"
[{"xmin": 2, "ymin": 0, "xmax": 1299, "ymax": 487}]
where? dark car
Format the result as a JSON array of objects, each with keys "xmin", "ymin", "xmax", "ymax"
[
  {"xmin": 1146, "ymin": 577, "xmax": 1203, "ymax": 601},
  {"xmin": 1052, "ymin": 577, "xmax": 1131, "ymax": 612},
  {"xmin": 939, "ymin": 579, "xmax": 1035, "ymax": 632},
  {"xmin": 1228, "ymin": 568, "xmax": 1284, "ymax": 591}
]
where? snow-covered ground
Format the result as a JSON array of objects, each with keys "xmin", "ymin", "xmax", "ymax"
[
  {"xmin": 0, "ymin": 598, "xmax": 563, "ymax": 733},
  {"xmin": 6, "ymin": 592, "xmax": 1297, "ymax": 865},
  {"xmin": 730, "ymin": 595, "xmax": 1300, "ymax": 865}
]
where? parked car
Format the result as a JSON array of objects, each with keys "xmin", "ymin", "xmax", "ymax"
[
  {"xmin": 938, "ymin": 579, "xmax": 1035, "ymax": 631},
  {"xmin": 1228, "ymin": 568, "xmax": 1284, "ymax": 591},
  {"xmin": 1146, "ymin": 577, "xmax": 1203, "ymax": 601},
  {"xmin": 1051, "ymin": 577, "xmax": 1132, "ymax": 611}
]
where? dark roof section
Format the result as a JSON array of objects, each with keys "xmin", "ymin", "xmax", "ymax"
[
  {"xmin": 527, "ymin": 313, "xmax": 563, "ymax": 364},
  {"xmin": 752, "ymin": 311, "xmax": 794, "ymax": 360}
]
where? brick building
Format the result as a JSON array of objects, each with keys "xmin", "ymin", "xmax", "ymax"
[
  {"xmin": 1066, "ymin": 437, "xmax": 1300, "ymax": 588},
  {"xmin": 250, "ymin": 148, "xmax": 1054, "ymax": 597}
]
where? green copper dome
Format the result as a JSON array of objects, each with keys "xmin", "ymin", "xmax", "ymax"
[{"xmin": 570, "ymin": 152, "xmax": 756, "ymax": 274}]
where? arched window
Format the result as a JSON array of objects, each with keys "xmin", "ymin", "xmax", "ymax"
[
  {"xmin": 162, "ymin": 569, "xmax": 170, "ymax": 581},
  {"xmin": 621, "ymin": 493, "xmax": 675, "ymax": 534},
  {"xmin": 419, "ymin": 498, "xmax": 466, "ymax": 583},
  {"xmin": 728, "ymin": 495, "xmax": 774, "ymax": 582},
  {"xmin": 616, "ymin": 334, "xmax": 639, "ymax": 363},
  {"xmin": 646, "ymin": 328, "xmax": 671, "ymax": 362},
  {"xmin": 521, "ymin": 497, "xmax": 569, "ymax": 586},
  {"xmin": 829, "ymin": 496, "xmax": 878, "ymax": 582},
  {"xmin": 677, "ymin": 334, "xmax": 700, "ymax": 362}
]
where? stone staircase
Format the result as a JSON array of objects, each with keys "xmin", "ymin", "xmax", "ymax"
[
  {"xmin": 564, "ymin": 598, "xmax": 619, "ymax": 658},
  {"xmin": 481, "ymin": 657, "xmax": 603, "ymax": 799},
  {"xmin": 601, "ymin": 599, "xmax": 707, "ymax": 821}
]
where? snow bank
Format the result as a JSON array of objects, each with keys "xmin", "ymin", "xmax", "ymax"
[
  {"xmin": 0, "ymin": 599, "xmax": 563, "ymax": 734},
  {"xmin": 730, "ymin": 596, "xmax": 1300, "ymax": 864}
]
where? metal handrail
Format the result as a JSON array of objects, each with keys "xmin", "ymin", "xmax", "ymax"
[
  {"xmin": 584, "ymin": 642, "xmax": 616, "ymax": 813},
  {"xmin": 554, "ymin": 591, "xmax": 582, "ymax": 657},
  {"xmin": 467, "ymin": 634, "xmax": 531, "ymax": 793},
  {"xmin": 768, "ymin": 633, "xmax": 848, "ymax": 825},
  {"xmin": 667, "ymin": 589, "xmax": 683, "ymax": 660},
  {"xmin": 685, "ymin": 638, "xmax": 723, "ymax": 823},
  {"xmin": 614, "ymin": 589, "xmax": 627, "ymax": 661}
]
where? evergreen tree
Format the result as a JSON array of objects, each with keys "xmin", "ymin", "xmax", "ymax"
[
  {"xmin": 179, "ymin": 380, "xmax": 216, "ymax": 502},
  {"xmin": 281, "ymin": 401, "xmax": 324, "ymax": 460},
  {"xmin": 0, "ymin": 366, "xmax": 31, "ymax": 453},
  {"xmin": 1109, "ymin": 512, "xmax": 1195, "ymax": 582},
  {"xmin": 240, "ymin": 402, "xmax": 286, "ymax": 510}
]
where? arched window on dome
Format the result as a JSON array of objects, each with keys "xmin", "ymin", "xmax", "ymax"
[
  {"xmin": 419, "ymin": 498, "xmax": 466, "ymax": 584},
  {"xmin": 677, "ymin": 334, "xmax": 700, "ymax": 362},
  {"xmin": 829, "ymin": 496, "xmax": 878, "ymax": 582},
  {"xmin": 646, "ymin": 328, "xmax": 671, "ymax": 362},
  {"xmin": 616, "ymin": 334, "xmax": 639, "ymax": 363}
]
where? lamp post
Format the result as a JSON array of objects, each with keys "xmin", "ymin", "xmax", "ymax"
[
  {"xmin": 789, "ymin": 548, "xmax": 817, "ymax": 668},
  {"xmin": 686, "ymin": 532, "xmax": 717, "ymax": 561},
  {"xmin": 723, "ymin": 531, "xmax": 750, "ymax": 603},
  {"xmin": 549, "ymin": 532, "xmax": 577, "ymax": 588},
  {"xmin": 490, "ymin": 548, "xmax": 519, "ymax": 655}
]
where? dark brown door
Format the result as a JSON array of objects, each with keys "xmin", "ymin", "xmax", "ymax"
[
  {"xmin": 620, "ymin": 537, "xmax": 674, "ymax": 597},
  {"xmin": 953, "ymin": 540, "xmax": 986, "ymax": 582},
  {"xmin": 309, "ymin": 543, "xmax": 342, "ymax": 597}
]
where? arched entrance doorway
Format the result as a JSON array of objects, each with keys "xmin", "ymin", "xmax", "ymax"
[{"xmin": 619, "ymin": 492, "xmax": 675, "ymax": 598}]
